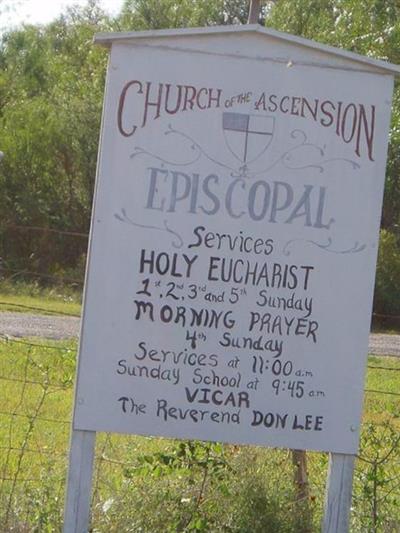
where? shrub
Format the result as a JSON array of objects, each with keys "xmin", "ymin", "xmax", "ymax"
[{"xmin": 374, "ymin": 229, "xmax": 400, "ymax": 317}]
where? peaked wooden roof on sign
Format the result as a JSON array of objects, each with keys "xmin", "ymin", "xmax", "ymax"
[{"xmin": 94, "ymin": 24, "xmax": 400, "ymax": 76}]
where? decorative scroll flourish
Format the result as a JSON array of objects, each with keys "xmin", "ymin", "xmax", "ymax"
[
  {"xmin": 114, "ymin": 208, "xmax": 184, "ymax": 249},
  {"xmin": 310, "ymin": 157, "xmax": 361, "ymax": 171},
  {"xmin": 131, "ymin": 145, "xmax": 202, "ymax": 167},
  {"xmin": 131, "ymin": 124, "xmax": 236, "ymax": 173},
  {"xmin": 283, "ymin": 237, "xmax": 367, "ymax": 256},
  {"xmin": 254, "ymin": 130, "xmax": 361, "ymax": 176},
  {"xmin": 165, "ymin": 125, "xmax": 238, "ymax": 173},
  {"xmin": 131, "ymin": 126, "xmax": 360, "ymax": 179}
]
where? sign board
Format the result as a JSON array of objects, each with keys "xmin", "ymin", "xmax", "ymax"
[{"xmin": 72, "ymin": 26, "xmax": 397, "ymax": 454}]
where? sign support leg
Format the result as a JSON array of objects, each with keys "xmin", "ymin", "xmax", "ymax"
[
  {"xmin": 323, "ymin": 453, "xmax": 356, "ymax": 533},
  {"xmin": 64, "ymin": 429, "xmax": 96, "ymax": 533},
  {"xmin": 248, "ymin": 0, "xmax": 261, "ymax": 24}
]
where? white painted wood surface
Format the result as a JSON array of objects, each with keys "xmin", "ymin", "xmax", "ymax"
[
  {"xmin": 73, "ymin": 34, "xmax": 393, "ymax": 454},
  {"xmin": 323, "ymin": 453, "xmax": 356, "ymax": 533},
  {"xmin": 64, "ymin": 430, "xmax": 96, "ymax": 533},
  {"xmin": 94, "ymin": 25, "xmax": 400, "ymax": 76}
]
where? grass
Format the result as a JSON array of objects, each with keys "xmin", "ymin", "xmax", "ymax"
[
  {"xmin": 371, "ymin": 322, "xmax": 400, "ymax": 335},
  {"xmin": 0, "ymin": 280, "xmax": 81, "ymax": 316},
  {"xmin": 0, "ymin": 336, "xmax": 399, "ymax": 532},
  {"xmin": 364, "ymin": 356, "xmax": 400, "ymax": 424},
  {"xmin": 371, "ymin": 315, "xmax": 400, "ymax": 335}
]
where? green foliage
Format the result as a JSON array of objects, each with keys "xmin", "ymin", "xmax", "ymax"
[
  {"xmin": 0, "ymin": 2, "xmax": 111, "ymax": 275},
  {"xmin": 93, "ymin": 443, "xmax": 308, "ymax": 532},
  {"xmin": 117, "ymin": 0, "xmax": 250, "ymax": 30},
  {"xmin": 354, "ymin": 422, "xmax": 400, "ymax": 532},
  {"xmin": 0, "ymin": 278, "xmax": 81, "ymax": 314},
  {"xmin": 0, "ymin": 0, "xmax": 254, "ymax": 280},
  {"xmin": 0, "ymin": 0, "xmax": 400, "ymax": 318},
  {"xmin": 24, "ymin": 464, "xmax": 65, "ymax": 533},
  {"xmin": 374, "ymin": 229, "xmax": 400, "ymax": 316},
  {"xmin": 124, "ymin": 440, "xmax": 233, "ymax": 531},
  {"xmin": 119, "ymin": 0, "xmax": 223, "ymax": 29},
  {"xmin": 266, "ymin": 0, "xmax": 400, "ymax": 58}
]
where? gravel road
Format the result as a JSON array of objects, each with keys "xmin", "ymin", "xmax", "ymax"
[
  {"xmin": 0, "ymin": 311, "xmax": 80, "ymax": 340},
  {"xmin": 0, "ymin": 311, "xmax": 399, "ymax": 357},
  {"xmin": 368, "ymin": 333, "xmax": 400, "ymax": 357}
]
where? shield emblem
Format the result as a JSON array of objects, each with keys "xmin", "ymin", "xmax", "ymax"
[{"xmin": 222, "ymin": 112, "xmax": 275, "ymax": 165}]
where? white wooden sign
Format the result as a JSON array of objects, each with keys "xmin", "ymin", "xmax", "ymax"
[{"xmin": 72, "ymin": 26, "xmax": 398, "ymax": 455}]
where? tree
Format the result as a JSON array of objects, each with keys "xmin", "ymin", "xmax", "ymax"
[
  {"xmin": 266, "ymin": 0, "xmax": 400, "ymax": 235},
  {"xmin": 1, "ymin": 0, "xmax": 400, "ymax": 287},
  {"xmin": 117, "ymin": 0, "xmax": 254, "ymax": 30},
  {"xmin": 0, "ymin": 1, "xmax": 112, "ymax": 275}
]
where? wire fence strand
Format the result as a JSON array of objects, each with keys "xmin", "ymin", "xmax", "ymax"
[
  {"xmin": 0, "ymin": 335, "xmax": 76, "ymax": 351},
  {"xmin": 0, "ymin": 301, "xmax": 80, "ymax": 317},
  {"xmin": 0, "ymin": 285, "xmax": 399, "ymax": 530},
  {"xmin": 3, "ymin": 223, "xmax": 89, "ymax": 238}
]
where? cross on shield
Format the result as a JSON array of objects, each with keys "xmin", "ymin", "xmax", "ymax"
[{"xmin": 222, "ymin": 112, "xmax": 275, "ymax": 165}]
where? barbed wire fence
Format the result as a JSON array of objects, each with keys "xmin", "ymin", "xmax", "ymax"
[
  {"xmin": 0, "ymin": 223, "xmax": 399, "ymax": 531},
  {"xmin": 1, "ymin": 222, "xmax": 400, "ymax": 321},
  {"xmin": 0, "ymin": 334, "xmax": 399, "ymax": 531}
]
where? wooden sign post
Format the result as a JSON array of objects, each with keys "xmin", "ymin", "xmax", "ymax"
[
  {"xmin": 64, "ymin": 431, "xmax": 95, "ymax": 533},
  {"xmin": 248, "ymin": 0, "xmax": 261, "ymax": 24},
  {"xmin": 324, "ymin": 454, "xmax": 356, "ymax": 532},
  {"xmin": 64, "ymin": 24, "xmax": 400, "ymax": 533}
]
